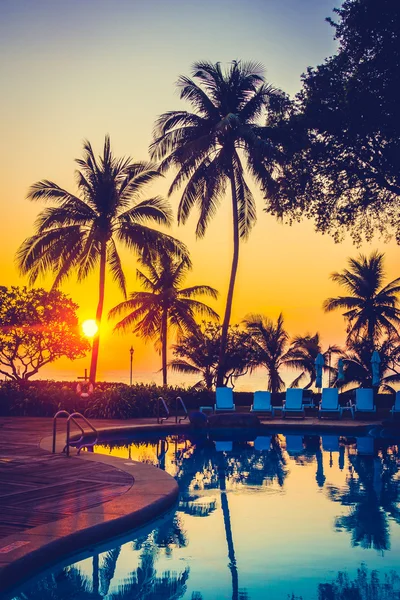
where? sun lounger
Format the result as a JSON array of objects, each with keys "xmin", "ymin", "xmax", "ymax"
[
  {"xmin": 318, "ymin": 388, "xmax": 342, "ymax": 419},
  {"xmin": 215, "ymin": 441, "xmax": 233, "ymax": 452},
  {"xmin": 214, "ymin": 387, "xmax": 235, "ymax": 412},
  {"xmin": 390, "ymin": 391, "xmax": 400, "ymax": 418},
  {"xmin": 285, "ymin": 435, "xmax": 304, "ymax": 454},
  {"xmin": 354, "ymin": 388, "xmax": 376, "ymax": 415},
  {"xmin": 250, "ymin": 391, "xmax": 274, "ymax": 415},
  {"xmin": 282, "ymin": 388, "xmax": 305, "ymax": 418},
  {"xmin": 254, "ymin": 436, "xmax": 271, "ymax": 451}
]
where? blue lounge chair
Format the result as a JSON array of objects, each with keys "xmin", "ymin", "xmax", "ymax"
[
  {"xmin": 354, "ymin": 388, "xmax": 376, "ymax": 416},
  {"xmin": 214, "ymin": 387, "xmax": 235, "ymax": 412},
  {"xmin": 251, "ymin": 391, "xmax": 274, "ymax": 415},
  {"xmin": 282, "ymin": 388, "xmax": 305, "ymax": 418},
  {"xmin": 322, "ymin": 435, "xmax": 339, "ymax": 452},
  {"xmin": 390, "ymin": 391, "xmax": 400, "ymax": 418},
  {"xmin": 318, "ymin": 388, "xmax": 343, "ymax": 419},
  {"xmin": 356, "ymin": 436, "xmax": 374, "ymax": 455}
]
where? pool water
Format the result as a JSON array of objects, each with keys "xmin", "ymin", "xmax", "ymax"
[{"xmin": 9, "ymin": 432, "xmax": 400, "ymax": 600}]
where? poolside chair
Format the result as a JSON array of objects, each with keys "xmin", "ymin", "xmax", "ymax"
[
  {"xmin": 354, "ymin": 388, "xmax": 376, "ymax": 416},
  {"xmin": 214, "ymin": 387, "xmax": 235, "ymax": 412},
  {"xmin": 390, "ymin": 391, "xmax": 400, "ymax": 418},
  {"xmin": 250, "ymin": 391, "xmax": 274, "ymax": 416},
  {"xmin": 282, "ymin": 388, "xmax": 305, "ymax": 418},
  {"xmin": 254, "ymin": 436, "xmax": 271, "ymax": 451},
  {"xmin": 285, "ymin": 435, "xmax": 304, "ymax": 454},
  {"xmin": 318, "ymin": 388, "xmax": 342, "ymax": 419},
  {"xmin": 215, "ymin": 440, "xmax": 233, "ymax": 452}
]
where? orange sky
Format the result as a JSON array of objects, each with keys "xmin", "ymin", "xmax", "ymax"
[{"xmin": 1, "ymin": 0, "xmax": 399, "ymax": 387}]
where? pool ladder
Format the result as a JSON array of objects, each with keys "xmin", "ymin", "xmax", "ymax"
[
  {"xmin": 156, "ymin": 396, "xmax": 189, "ymax": 424},
  {"xmin": 52, "ymin": 410, "xmax": 98, "ymax": 457}
]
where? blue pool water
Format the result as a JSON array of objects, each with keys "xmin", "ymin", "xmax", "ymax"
[{"xmin": 9, "ymin": 431, "xmax": 400, "ymax": 599}]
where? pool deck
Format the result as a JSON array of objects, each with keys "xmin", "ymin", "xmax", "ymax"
[{"xmin": 0, "ymin": 413, "xmax": 383, "ymax": 593}]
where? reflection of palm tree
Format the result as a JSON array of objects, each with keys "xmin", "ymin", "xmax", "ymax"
[
  {"xmin": 318, "ymin": 564, "xmax": 400, "ymax": 600},
  {"xmin": 12, "ymin": 566, "xmax": 94, "ymax": 599},
  {"xmin": 17, "ymin": 136, "xmax": 184, "ymax": 383},
  {"xmin": 327, "ymin": 450, "xmax": 400, "ymax": 551},
  {"xmin": 109, "ymin": 253, "xmax": 218, "ymax": 385}
]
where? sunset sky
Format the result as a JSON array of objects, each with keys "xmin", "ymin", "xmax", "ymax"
[{"xmin": 1, "ymin": 0, "xmax": 399, "ymax": 388}]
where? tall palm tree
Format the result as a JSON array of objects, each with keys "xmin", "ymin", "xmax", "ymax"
[
  {"xmin": 150, "ymin": 60, "xmax": 285, "ymax": 386},
  {"xmin": 323, "ymin": 251, "xmax": 400, "ymax": 343},
  {"xmin": 243, "ymin": 313, "xmax": 289, "ymax": 394},
  {"xmin": 285, "ymin": 333, "xmax": 340, "ymax": 389},
  {"xmin": 16, "ymin": 135, "xmax": 185, "ymax": 383},
  {"xmin": 108, "ymin": 253, "xmax": 218, "ymax": 385}
]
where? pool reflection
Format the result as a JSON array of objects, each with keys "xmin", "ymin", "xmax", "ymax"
[{"xmin": 10, "ymin": 433, "xmax": 400, "ymax": 600}]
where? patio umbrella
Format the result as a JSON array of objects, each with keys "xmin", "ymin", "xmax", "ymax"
[
  {"xmin": 315, "ymin": 353, "xmax": 324, "ymax": 389},
  {"xmin": 371, "ymin": 350, "xmax": 381, "ymax": 387},
  {"xmin": 337, "ymin": 358, "xmax": 345, "ymax": 382}
]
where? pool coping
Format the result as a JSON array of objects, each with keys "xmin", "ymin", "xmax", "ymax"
[{"xmin": 0, "ymin": 426, "xmax": 180, "ymax": 595}]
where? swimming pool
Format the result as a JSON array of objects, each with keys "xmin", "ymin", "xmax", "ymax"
[{"xmin": 9, "ymin": 430, "xmax": 400, "ymax": 599}]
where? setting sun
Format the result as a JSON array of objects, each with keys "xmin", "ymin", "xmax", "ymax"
[{"xmin": 82, "ymin": 319, "xmax": 98, "ymax": 338}]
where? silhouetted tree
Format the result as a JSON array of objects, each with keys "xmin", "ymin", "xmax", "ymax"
[
  {"xmin": 17, "ymin": 135, "xmax": 185, "ymax": 383},
  {"xmin": 109, "ymin": 254, "xmax": 218, "ymax": 385},
  {"xmin": 150, "ymin": 60, "xmax": 287, "ymax": 386}
]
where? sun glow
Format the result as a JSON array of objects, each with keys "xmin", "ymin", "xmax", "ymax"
[{"xmin": 82, "ymin": 319, "xmax": 98, "ymax": 338}]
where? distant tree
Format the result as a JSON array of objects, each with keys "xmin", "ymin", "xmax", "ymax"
[
  {"xmin": 171, "ymin": 322, "xmax": 252, "ymax": 389},
  {"xmin": 0, "ymin": 286, "xmax": 89, "ymax": 382},
  {"xmin": 16, "ymin": 135, "xmax": 185, "ymax": 384},
  {"xmin": 323, "ymin": 252, "xmax": 400, "ymax": 343},
  {"xmin": 243, "ymin": 313, "xmax": 289, "ymax": 394},
  {"xmin": 339, "ymin": 336, "xmax": 400, "ymax": 392},
  {"xmin": 109, "ymin": 254, "xmax": 218, "ymax": 385},
  {"xmin": 285, "ymin": 333, "xmax": 340, "ymax": 389},
  {"xmin": 271, "ymin": 0, "xmax": 400, "ymax": 244},
  {"xmin": 150, "ymin": 60, "xmax": 287, "ymax": 387}
]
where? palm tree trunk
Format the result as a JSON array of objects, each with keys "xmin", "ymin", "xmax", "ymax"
[
  {"xmin": 218, "ymin": 457, "xmax": 239, "ymax": 600},
  {"xmin": 89, "ymin": 241, "xmax": 107, "ymax": 384},
  {"xmin": 216, "ymin": 168, "xmax": 239, "ymax": 387},
  {"xmin": 161, "ymin": 306, "xmax": 168, "ymax": 386}
]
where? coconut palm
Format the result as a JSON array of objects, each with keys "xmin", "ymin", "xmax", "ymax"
[
  {"xmin": 150, "ymin": 60, "xmax": 286, "ymax": 386},
  {"xmin": 243, "ymin": 313, "xmax": 289, "ymax": 394},
  {"xmin": 323, "ymin": 251, "xmax": 400, "ymax": 344},
  {"xmin": 285, "ymin": 333, "xmax": 341, "ymax": 389},
  {"xmin": 109, "ymin": 253, "xmax": 218, "ymax": 385},
  {"xmin": 339, "ymin": 336, "xmax": 400, "ymax": 391},
  {"xmin": 16, "ymin": 135, "xmax": 186, "ymax": 383}
]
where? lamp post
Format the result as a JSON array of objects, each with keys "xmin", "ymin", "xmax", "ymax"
[{"xmin": 130, "ymin": 346, "xmax": 134, "ymax": 386}]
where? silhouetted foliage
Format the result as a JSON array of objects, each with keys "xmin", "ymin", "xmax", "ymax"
[
  {"xmin": 272, "ymin": 0, "xmax": 400, "ymax": 244},
  {"xmin": 0, "ymin": 286, "xmax": 89, "ymax": 382},
  {"xmin": 109, "ymin": 253, "xmax": 218, "ymax": 385},
  {"xmin": 151, "ymin": 60, "xmax": 287, "ymax": 386}
]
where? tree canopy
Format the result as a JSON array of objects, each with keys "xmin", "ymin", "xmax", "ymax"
[
  {"xmin": 0, "ymin": 286, "xmax": 89, "ymax": 382},
  {"xmin": 271, "ymin": 0, "xmax": 400, "ymax": 244}
]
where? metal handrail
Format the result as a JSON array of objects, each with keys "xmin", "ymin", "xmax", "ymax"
[
  {"xmin": 65, "ymin": 412, "xmax": 98, "ymax": 457},
  {"xmin": 175, "ymin": 396, "xmax": 188, "ymax": 423},
  {"xmin": 52, "ymin": 410, "xmax": 70, "ymax": 453},
  {"xmin": 157, "ymin": 396, "xmax": 170, "ymax": 424}
]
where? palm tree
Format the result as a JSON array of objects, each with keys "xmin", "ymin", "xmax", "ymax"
[
  {"xmin": 243, "ymin": 313, "xmax": 289, "ymax": 394},
  {"xmin": 108, "ymin": 253, "xmax": 218, "ymax": 385},
  {"xmin": 285, "ymin": 333, "xmax": 340, "ymax": 389},
  {"xmin": 323, "ymin": 251, "xmax": 400, "ymax": 343},
  {"xmin": 339, "ymin": 335, "xmax": 400, "ymax": 392},
  {"xmin": 150, "ymin": 60, "xmax": 285, "ymax": 387},
  {"xmin": 16, "ymin": 135, "xmax": 186, "ymax": 383}
]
